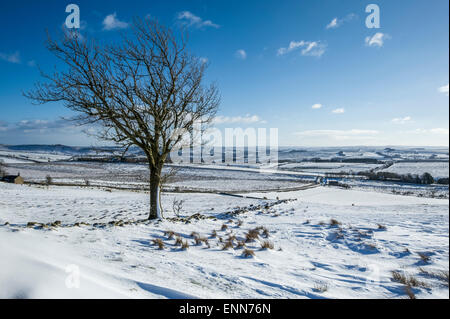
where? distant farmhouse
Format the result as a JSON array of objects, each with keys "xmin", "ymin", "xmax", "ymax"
[{"xmin": 1, "ymin": 173, "xmax": 24, "ymax": 184}]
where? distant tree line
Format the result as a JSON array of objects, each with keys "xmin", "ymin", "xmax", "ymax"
[{"xmin": 357, "ymin": 171, "xmax": 448, "ymax": 185}]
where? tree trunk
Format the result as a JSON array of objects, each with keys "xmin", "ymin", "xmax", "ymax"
[{"xmin": 149, "ymin": 166, "xmax": 162, "ymax": 220}]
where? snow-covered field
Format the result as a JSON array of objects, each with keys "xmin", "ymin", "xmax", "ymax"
[
  {"xmin": 0, "ymin": 182, "xmax": 448, "ymax": 299},
  {"xmin": 381, "ymin": 162, "xmax": 449, "ymax": 179},
  {"xmin": 1, "ymin": 146, "xmax": 448, "ymax": 299}
]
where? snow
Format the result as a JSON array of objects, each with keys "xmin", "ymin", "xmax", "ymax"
[{"xmin": 1, "ymin": 182, "xmax": 448, "ymax": 299}]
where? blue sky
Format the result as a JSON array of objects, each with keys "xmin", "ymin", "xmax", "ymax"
[{"xmin": 0, "ymin": 0, "xmax": 448, "ymax": 146}]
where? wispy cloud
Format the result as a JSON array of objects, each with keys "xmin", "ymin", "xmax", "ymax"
[
  {"xmin": 331, "ymin": 108, "xmax": 345, "ymax": 114},
  {"xmin": 326, "ymin": 18, "xmax": 339, "ymax": 29},
  {"xmin": 102, "ymin": 13, "xmax": 129, "ymax": 31},
  {"xmin": 392, "ymin": 116, "xmax": 413, "ymax": 124},
  {"xmin": 177, "ymin": 11, "xmax": 220, "ymax": 29},
  {"xmin": 213, "ymin": 115, "xmax": 265, "ymax": 124},
  {"xmin": 410, "ymin": 128, "xmax": 449, "ymax": 135},
  {"xmin": 438, "ymin": 83, "xmax": 449, "ymax": 96},
  {"xmin": 311, "ymin": 104, "xmax": 322, "ymax": 109},
  {"xmin": 365, "ymin": 32, "xmax": 390, "ymax": 47},
  {"xmin": 326, "ymin": 14, "xmax": 356, "ymax": 29},
  {"xmin": 277, "ymin": 40, "xmax": 326, "ymax": 57},
  {"xmin": 235, "ymin": 49, "xmax": 247, "ymax": 60},
  {"xmin": 0, "ymin": 51, "xmax": 21, "ymax": 64},
  {"xmin": 295, "ymin": 129, "xmax": 379, "ymax": 141}
]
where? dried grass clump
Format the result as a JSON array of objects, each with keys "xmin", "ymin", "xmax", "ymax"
[
  {"xmin": 391, "ymin": 271, "xmax": 428, "ymax": 288},
  {"xmin": 419, "ymin": 268, "xmax": 449, "ymax": 287},
  {"xmin": 242, "ymin": 249, "xmax": 255, "ymax": 258},
  {"xmin": 194, "ymin": 236, "xmax": 209, "ymax": 247},
  {"xmin": 163, "ymin": 230, "xmax": 176, "ymax": 239},
  {"xmin": 181, "ymin": 240, "xmax": 190, "ymax": 250},
  {"xmin": 236, "ymin": 241, "xmax": 246, "ymax": 249},
  {"xmin": 236, "ymin": 220, "xmax": 243, "ymax": 227},
  {"xmin": 220, "ymin": 224, "xmax": 228, "ymax": 231},
  {"xmin": 174, "ymin": 236, "xmax": 183, "ymax": 246},
  {"xmin": 245, "ymin": 229, "xmax": 260, "ymax": 242},
  {"xmin": 190, "ymin": 231, "xmax": 199, "ymax": 238},
  {"xmin": 330, "ymin": 219, "xmax": 341, "ymax": 226},
  {"xmin": 260, "ymin": 240, "xmax": 274, "ymax": 250},
  {"xmin": 152, "ymin": 238, "xmax": 165, "ymax": 250},
  {"xmin": 377, "ymin": 224, "xmax": 387, "ymax": 230},
  {"xmin": 210, "ymin": 230, "xmax": 217, "ymax": 238},
  {"xmin": 222, "ymin": 241, "xmax": 234, "ymax": 250}
]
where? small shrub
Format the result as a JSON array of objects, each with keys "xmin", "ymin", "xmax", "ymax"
[
  {"xmin": 194, "ymin": 236, "xmax": 209, "ymax": 246},
  {"xmin": 172, "ymin": 198, "xmax": 184, "ymax": 217},
  {"xmin": 164, "ymin": 230, "xmax": 176, "ymax": 239},
  {"xmin": 84, "ymin": 179, "xmax": 90, "ymax": 186},
  {"xmin": 377, "ymin": 224, "xmax": 387, "ymax": 230},
  {"xmin": 222, "ymin": 241, "xmax": 234, "ymax": 250},
  {"xmin": 45, "ymin": 175, "xmax": 52, "ymax": 185},
  {"xmin": 245, "ymin": 229, "xmax": 260, "ymax": 242},
  {"xmin": 181, "ymin": 240, "xmax": 189, "ymax": 250},
  {"xmin": 220, "ymin": 224, "xmax": 228, "ymax": 231},
  {"xmin": 174, "ymin": 236, "xmax": 183, "ymax": 246},
  {"xmin": 391, "ymin": 271, "xmax": 428, "ymax": 288},
  {"xmin": 152, "ymin": 238, "xmax": 165, "ymax": 250},
  {"xmin": 419, "ymin": 268, "xmax": 449, "ymax": 287},
  {"xmin": 242, "ymin": 249, "xmax": 255, "ymax": 258},
  {"xmin": 236, "ymin": 241, "xmax": 246, "ymax": 249},
  {"xmin": 330, "ymin": 219, "xmax": 341, "ymax": 226},
  {"xmin": 260, "ymin": 240, "xmax": 274, "ymax": 250}
]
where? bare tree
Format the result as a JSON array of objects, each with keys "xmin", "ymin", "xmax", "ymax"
[{"xmin": 25, "ymin": 18, "xmax": 220, "ymax": 219}]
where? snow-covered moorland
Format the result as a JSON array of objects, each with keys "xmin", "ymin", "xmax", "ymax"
[{"xmin": 0, "ymin": 181, "xmax": 448, "ymax": 299}]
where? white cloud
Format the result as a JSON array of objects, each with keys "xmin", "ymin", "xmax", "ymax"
[
  {"xmin": 277, "ymin": 40, "xmax": 326, "ymax": 57},
  {"xmin": 213, "ymin": 115, "xmax": 264, "ymax": 124},
  {"xmin": 326, "ymin": 18, "xmax": 339, "ymax": 29},
  {"xmin": 311, "ymin": 104, "xmax": 322, "ymax": 109},
  {"xmin": 438, "ymin": 84, "xmax": 449, "ymax": 96},
  {"xmin": 430, "ymin": 128, "xmax": 449, "ymax": 135},
  {"xmin": 235, "ymin": 49, "xmax": 247, "ymax": 60},
  {"xmin": 392, "ymin": 116, "xmax": 413, "ymax": 124},
  {"xmin": 177, "ymin": 11, "xmax": 219, "ymax": 29},
  {"xmin": 365, "ymin": 32, "xmax": 390, "ymax": 47},
  {"xmin": 0, "ymin": 51, "xmax": 20, "ymax": 64},
  {"xmin": 295, "ymin": 129, "xmax": 379, "ymax": 141},
  {"xmin": 331, "ymin": 108, "xmax": 345, "ymax": 114},
  {"xmin": 326, "ymin": 14, "xmax": 356, "ymax": 29},
  {"xmin": 102, "ymin": 13, "xmax": 128, "ymax": 31},
  {"xmin": 406, "ymin": 128, "xmax": 449, "ymax": 135}
]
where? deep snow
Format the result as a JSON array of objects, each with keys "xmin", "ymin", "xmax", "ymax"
[{"xmin": 0, "ymin": 183, "xmax": 448, "ymax": 299}]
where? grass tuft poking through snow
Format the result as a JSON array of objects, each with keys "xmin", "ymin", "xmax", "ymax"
[
  {"xmin": 242, "ymin": 249, "xmax": 255, "ymax": 258},
  {"xmin": 152, "ymin": 238, "xmax": 165, "ymax": 250},
  {"xmin": 391, "ymin": 271, "xmax": 429, "ymax": 288}
]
